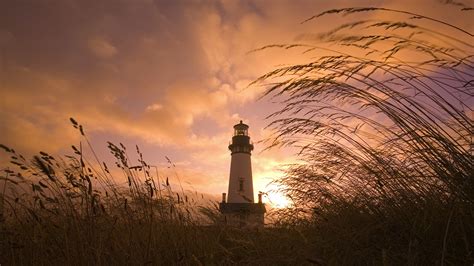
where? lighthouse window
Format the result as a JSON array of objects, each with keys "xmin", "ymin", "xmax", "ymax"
[
  {"xmin": 234, "ymin": 129, "xmax": 248, "ymax": 136},
  {"xmin": 239, "ymin": 178, "xmax": 244, "ymax": 191}
]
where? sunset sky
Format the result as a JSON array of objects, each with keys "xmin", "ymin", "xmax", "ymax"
[{"xmin": 1, "ymin": 0, "xmax": 472, "ymax": 206}]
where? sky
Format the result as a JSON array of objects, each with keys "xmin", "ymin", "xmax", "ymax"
[{"xmin": 0, "ymin": 0, "xmax": 472, "ymax": 207}]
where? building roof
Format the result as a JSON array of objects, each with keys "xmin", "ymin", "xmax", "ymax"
[
  {"xmin": 233, "ymin": 120, "xmax": 249, "ymax": 130},
  {"xmin": 219, "ymin": 202, "xmax": 266, "ymax": 214}
]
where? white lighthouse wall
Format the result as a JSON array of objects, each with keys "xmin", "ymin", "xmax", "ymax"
[{"xmin": 227, "ymin": 153, "xmax": 254, "ymax": 203}]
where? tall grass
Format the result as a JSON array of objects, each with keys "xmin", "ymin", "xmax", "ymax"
[
  {"xmin": 254, "ymin": 6, "xmax": 473, "ymax": 265},
  {"xmin": 0, "ymin": 119, "xmax": 312, "ymax": 265}
]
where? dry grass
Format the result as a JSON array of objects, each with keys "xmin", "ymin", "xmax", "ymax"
[
  {"xmin": 255, "ymin": 5, "xmax": 473, "ymax": 265},
  {"xmin": 0, "ymin": 119, "xmax": 310, "ymax": 265}
]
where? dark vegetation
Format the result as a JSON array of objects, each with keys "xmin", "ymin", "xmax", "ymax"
[
  {"xmin": 255, "ymin": 6, "xmax": 474, "ymax": 265},
  {"xmin": 1, "ymin": 6, "xmax": 473, "ymax": 265},
  {"xmin": 0, "ymin": 119, "xmax": 310, "ymax": 265}
]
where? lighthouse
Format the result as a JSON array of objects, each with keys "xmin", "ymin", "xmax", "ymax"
[{"xmin": 220, "ymin": 121, "xmax": 265, "ymax": 227}]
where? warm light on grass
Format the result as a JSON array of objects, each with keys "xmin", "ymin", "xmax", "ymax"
[
  {"xmin": 254, "ymin": 170, "xmax": 293, "ymax": 209},
  {"xmin": 267, "ymin": 190, "xmax": 291, "ymax": 209},
  {"xmin": 258, "ymin": 181, "xmax": 292, "ymax": 209}
]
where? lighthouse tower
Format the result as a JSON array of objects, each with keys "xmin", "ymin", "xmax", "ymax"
[{"xmin": 220, "ymin": 121, "xmax": 265, "ymax": 227}]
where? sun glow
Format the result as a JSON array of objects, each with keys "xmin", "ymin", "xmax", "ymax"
[
  {"xmin": 266, "ymin": 191, "xmax": 291, "ymax": 208},
  {"xmin": 254, "ymin": 170, "xmax": 295, "ymax": 209},
  {"xmin": 259, "ymin": 181, "xmax": 292, "ymax": 208}
]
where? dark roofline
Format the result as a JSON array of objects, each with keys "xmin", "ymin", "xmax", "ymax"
[{"xmin": 219, "ymin": 202, "xmax": 266, "ymax": 214}]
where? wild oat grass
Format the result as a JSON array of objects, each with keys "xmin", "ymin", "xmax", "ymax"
[
  {"xmin": 0, "ymin": 119, "xmax": 309, "ymax": 265},
  {"xmin": 255, "ymin": 6, "xmax": 473, "ymax": 265}
]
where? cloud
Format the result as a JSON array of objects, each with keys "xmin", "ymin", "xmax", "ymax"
[
  {"xmin": 145, "ymin": 103, "xmax": 163, "ymax": 112},
  {"xmin": 87, "ymin": 37, "xmax": 118, "ymax": 58}
]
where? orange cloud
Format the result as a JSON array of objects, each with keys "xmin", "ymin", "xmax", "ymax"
[{"xmin": 87, "ymin": 37, "xmax": 118, "ymax": 58}]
